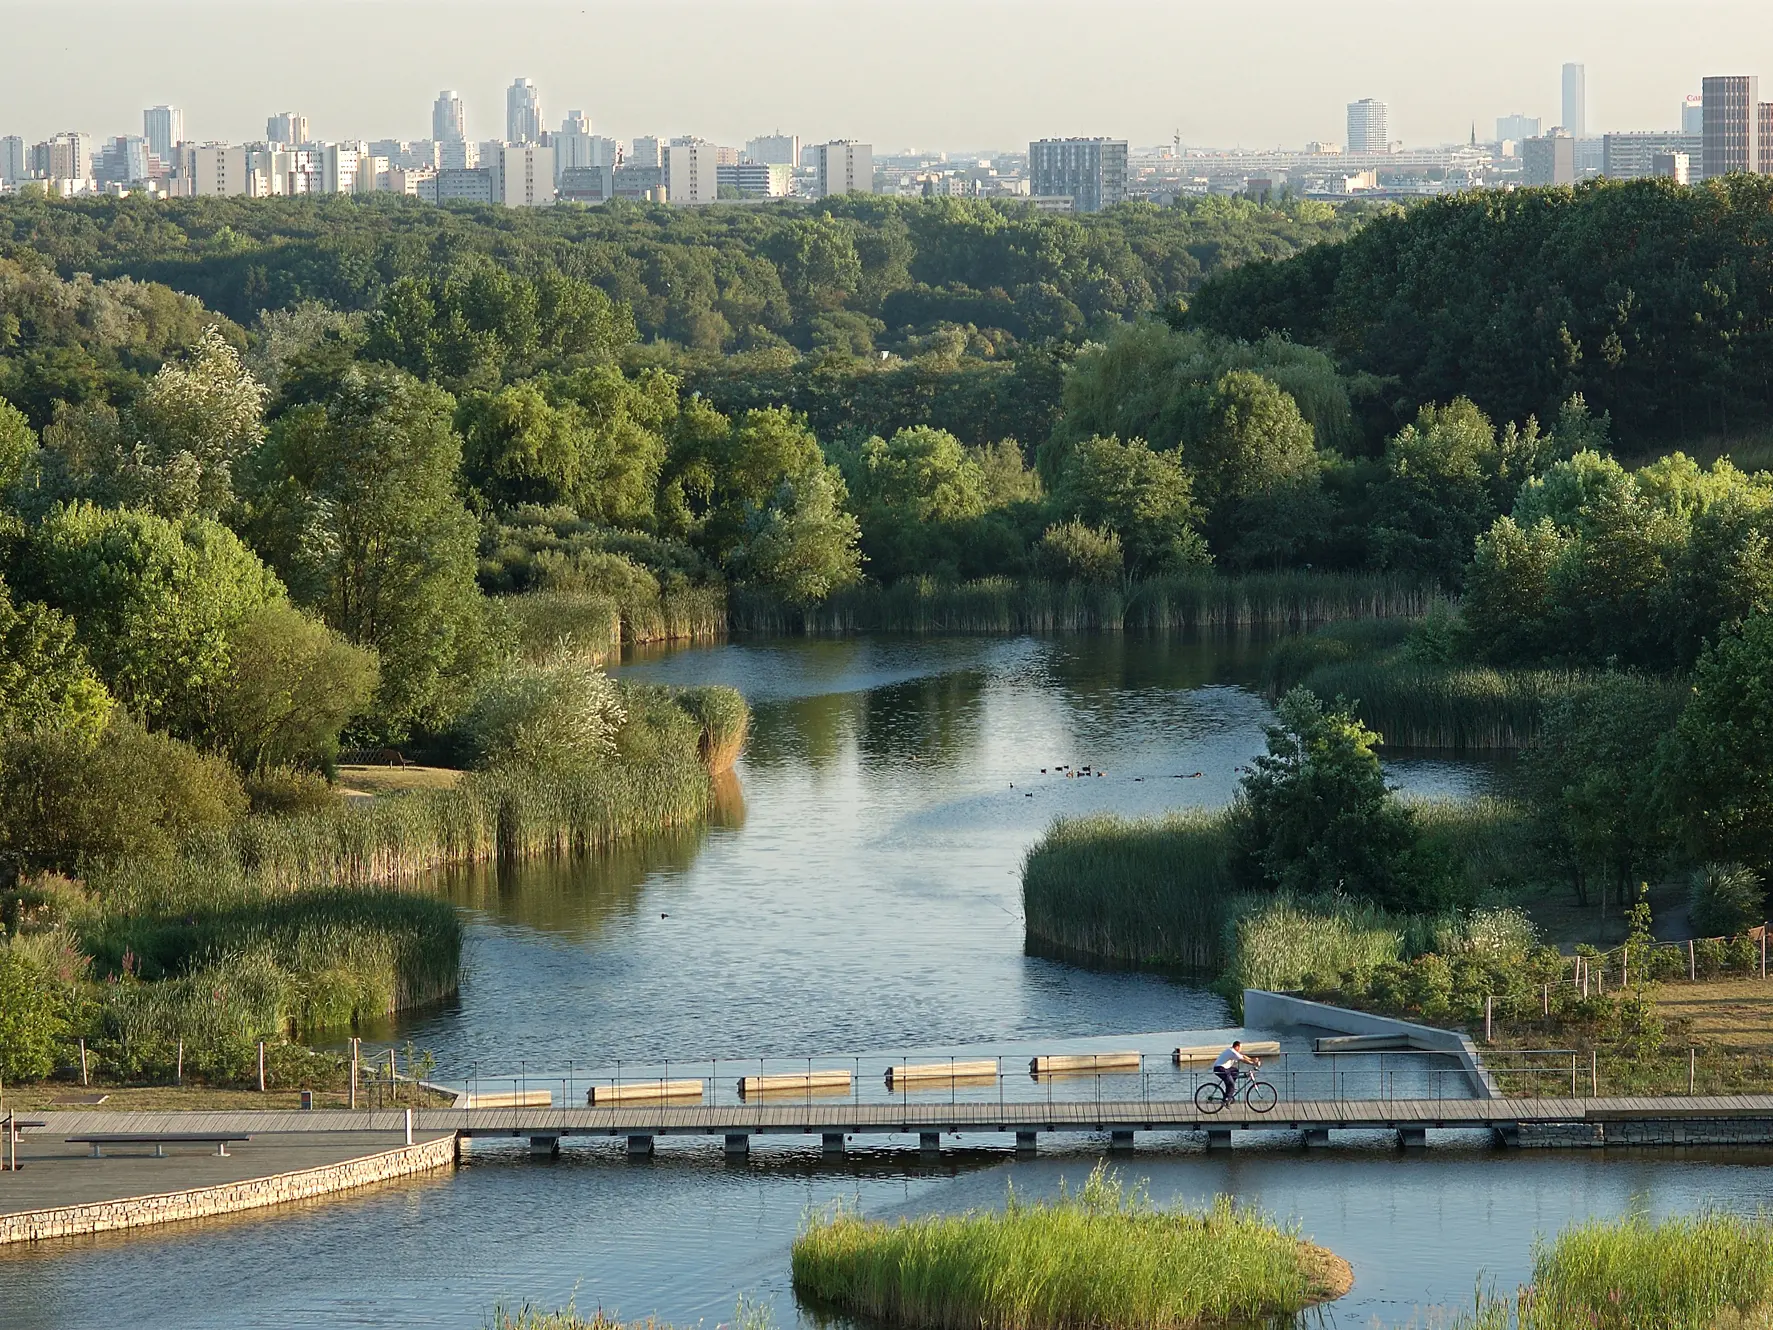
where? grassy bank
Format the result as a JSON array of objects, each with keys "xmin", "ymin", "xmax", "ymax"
[
  {"xmin": 1454, "ymin": 1213, "xmax": 1773, "ymax": 1330},
  {"xmin": 733, "ymin": 572, "xmax": 1431, "ymax": 636},
  {"xmin": 791, "ymin": 1165, "xmax": 1350, "ymax": 1330}
]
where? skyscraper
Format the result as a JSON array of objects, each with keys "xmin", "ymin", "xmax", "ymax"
[
  {"xmin": 1027, "ymin": 138, "xmax": 1124, "ymax": 211},
  {"xmin": 0, "ymin": 136, "xmax": 25, "ymax": 185},
  {"xmin": 553, "ymin": 111, "xmax": 594, "ymax": 183},
  {"xmin": 1561, "ymin": 63, "xmax": 1586, "ymax": 137},
  {"xmin": 1346, "ymin": 99, "xmax": 1389, "ymax": 154},
  {"xmin": 433, "ymin": 91, "xmax": 465, "ymax": 143},
  {"xmin": 506, "ymin": 79, "xmax": 543, "ymax": 144},
  {"xmin": 143, "ymin": 106, "xmax": 182, "ymax": 160},
  {"xmin": 1702, "ymin": 75, "xmax": 1760, "ymax": 178},
  {"xmin": 266, "ymin": 112, "xmax": 309, "ymax": 146},
  {"xmin": 1682, "ymin": 95, "xmax": 1705, "ymax": 136}
]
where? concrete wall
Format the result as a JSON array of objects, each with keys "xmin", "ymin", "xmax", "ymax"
[
  {"xmin": 0, "ymin": 1134, "xmax": 457, "ymax": 1245},
  {"xmin": 1244, "ymin": 989, "xmax": 1500, "ymax": 1099}
]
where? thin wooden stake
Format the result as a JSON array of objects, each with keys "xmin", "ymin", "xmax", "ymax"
[
  {"xmin": 1689, "ymin": 1047, "xmax": 1696, "ymax": 1096},
  {"xmin": 258, "ymin": 1041, "xmax": 266, "ymax": 1093},
  {"xmin": 1690, "ymin": 939, "xmax": 1696, "ymax": 982},
  {"xmin": 80, "ymin": 1039, "xmax": 88, "ymax": 1087},
  {"xmin": 176, "ymin": 1040, "xmax": 183, "ymax": 1086},
  {"xmin": 1591, "ymin": 1049, "xmax": 1598, "ymax": 1097}
]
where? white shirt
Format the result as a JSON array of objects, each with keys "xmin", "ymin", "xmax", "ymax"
[{"xmin": 1213, "ymin": 1046, "xmax": 1253, "ymax": 1071}]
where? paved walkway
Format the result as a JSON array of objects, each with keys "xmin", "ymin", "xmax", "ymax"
[{"xmin": 0, "ymin": 1130, "xmax": 444, "ymax": 1217}]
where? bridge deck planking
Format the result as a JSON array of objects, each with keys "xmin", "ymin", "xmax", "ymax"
[{"xmin": 22, "ymin": 1096, "xmax": 1773, "ymax": 1143}]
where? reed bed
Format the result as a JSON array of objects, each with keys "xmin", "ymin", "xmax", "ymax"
[
  {"xmin": 732, "ymin": 572, "xmax": 1432, "ymax": 637},
  {"xmin": 1296, "ymin": 660, "xmax": 1588, "ymax": 749},
  {"xmin": 1021, "ymin": 811, "xmax": 1234, "ymax": 972},
  {"xmin": 791, "ymin": 1165, "xmax": 1351, "ymax": 1330},
  {"xmin": 1222, "ymin": 895, "xmax": 1406, "ymax": 997},
  {"xmin": 505, "ymin": 587, "xmax": 727, "ymax": 662},
  {"xmin": 1452, "ymin": 1213, "xmax": 1773, "ymax": 1330}
]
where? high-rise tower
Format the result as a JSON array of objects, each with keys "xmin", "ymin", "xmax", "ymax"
[
  {"xmin": 433, "ymin": 91, "xmax": 465, "ymax": 143},
  {"xmin": 1561, "ymin": 63, "xmax": 1587, "ymax": 138},
  {"xmin": 506, "ymin": 79, "xmax": 543, "ymax": 144}
]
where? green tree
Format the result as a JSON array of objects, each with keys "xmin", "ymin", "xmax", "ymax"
[
  {"xmin": 1666, "ymin": 613, "xmax": 1773, "ymax": 878},
  {"xmin": 211, "ymin": 602, "xmax": 380, "ymax": 773},
  {"xmin": 855, "ymin": 426, "xmax": 988, "ymax": 523},
  {"xmin": 244, "ymin": 366, "xmax": 505, "ymax": 739},
  {"xmin": 0, "ymin": 946, "xmax": 69, "ymax": 1082},
  {"xmin": 1032, "ymin": 521, "xmax": 1123, "ymax": 583},
  {"xmin": 1229, "ymin": 687, "xmax": 1417, "ymax": 902},
  {"xmin": 1524, "ymin": 673, "xmax": 1682, "ymax": 908},
  {"xmin": 0, "ymin": 397, "xmax": 38, "ymax": 498},
  {"xmin": 729, "ymin": 458, "xmax": 863, "ymax": 605},
  {"xmin": 1194, "ymin": 370, "xmax": 1325, "ymax": 567},
  {"xmin": 21, "ymin": 502, "xmax": 284, "ymax": 740},
  {"xmin": 1055, "ymin": 435, "xmax": 1208, "ymax": 575},
  {"xmin": 127, "ymin": 325, "xmax": 269, "ymax": 516},
  {"xmin": 0, "ymin": 577, "xmax": 114, "ymax": 742}
]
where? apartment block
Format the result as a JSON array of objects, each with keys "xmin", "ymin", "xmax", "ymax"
[
  {"xmin": 811, "ymin": 140, "xmax": 875, "ymax": 198},
  {"xmin": 1027, "ymin": 137, "xmax": 1124, "ymax": 212},
  {"xmin": 1702, "ymin": 75, "xmax": 1760, "ymax": 178}
]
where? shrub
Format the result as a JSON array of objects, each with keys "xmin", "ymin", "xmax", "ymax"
[
  {"xmin": 245, "ymin": 767, "xmax": 341, "ymax": 817},
  {"xmin": 459, "ymin": 660, "xmax": 627, "ymax": 771},
  {"xmin": 0, "ymin": 944, "xmax": 71, "ymax": 1080},
  {"xmin": 1690, "ymin": 863, "xmax": 1767, "ymax": 938},
  {"xmin": 1032, "ymin": 521, "xmax": 1124, "ymax": 584}
]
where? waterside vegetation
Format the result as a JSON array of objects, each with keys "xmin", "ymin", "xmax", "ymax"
[{"xmin": 791, "ymin": 1165, "xmax": 1351, "ymax": 1330}]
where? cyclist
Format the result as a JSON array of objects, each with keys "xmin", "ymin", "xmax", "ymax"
[{"xmin": 1212, "ymin": 1041, "xmax": 1261, "ymax": 1104}]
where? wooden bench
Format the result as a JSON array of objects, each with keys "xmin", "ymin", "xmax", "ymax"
[{"xmin": 67, "ymin": 1133, "xmax": 251, "ymax": 1158}]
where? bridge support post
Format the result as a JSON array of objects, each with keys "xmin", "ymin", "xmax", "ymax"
[
  {"xmin": 1014, "ymin": 1131, "xmax": 1038, "ymax": 1157},
  {"xmin": 822, "ymin": 1132, "xmax": 846, "ymax": 1157},
  {"xmin": 1303, "ymin": 1128, "xmax": 1330, "ymax": 1148},
  {"xmin": 723, "ymin": 1133, "xmax": 749, "ymax": 1159},
  {"xmin": 1491, "ymin": 1124, "xmax": 1520, "ymax": 1149},
  {"xmin": 1398, "ymin": 1126, "xmax": 1427, "ymax": 1149},
  {"xmin": 626, "ymin": 1134, "xmax": 654, "ymax": 1158},
  {"xmin": 528, "ymin": 1135, "xmax": 560, "ymax": 1158},
  {"xmin": 1205, "ymin": 1128, "xmax": 1233, "ymax": 1151},
  {"xmin": 1109, "ymin": 1129, "xmax": 1135, "ymax": 1153},
  {"xmin": 919, "ymin": 1131, "xmax": 941, "ymax": 1158}
]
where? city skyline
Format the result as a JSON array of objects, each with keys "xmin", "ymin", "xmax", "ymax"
[{"xmin": 2, "ymin": 0, "xmax": 1769, "ymax": 152}]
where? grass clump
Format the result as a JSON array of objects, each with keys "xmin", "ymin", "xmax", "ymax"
[
  {"xmin": 1454, "ymin": 1212, "xmax": 1773, "ymax": 1330},
  {"xmin": 1022, "ymin": 811, "xmax": 1232, "ymax": 971},
  {"xmin": 791, "ymin": 1164, "xmax": 1351, "ymax": 1330}
]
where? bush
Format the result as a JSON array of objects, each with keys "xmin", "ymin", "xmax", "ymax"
[
  {"xmin": 0, "ymin": 717, "xmax": 246, "ymax": 870},
  {"xmin": 1032, "ymin": 521, "xmax": 1124, "ymax": 583},
  {"xmin": 459, "ymin": 660, "xmax": 628, "ymax": 771},
  {"xmin": 1690, "ymin": 863, "xmax": 1767, "ymax": 938},
  {"xmin": 244, "ymin": 766, "xmax": 340, "ymax": 817},
  {"xmin": 0, "ymin": 944, "xmax": 71, "ymax": 1080}
]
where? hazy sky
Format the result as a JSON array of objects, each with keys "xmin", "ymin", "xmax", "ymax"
[{"xmin": 2, "ymin": 1, "xmax": 1769, "ymax": 151}]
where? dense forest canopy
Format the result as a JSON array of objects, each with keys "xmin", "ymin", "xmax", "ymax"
[{"xmin": 1186, "ymin": 175, "xmax": 1773, "ymax": 442}]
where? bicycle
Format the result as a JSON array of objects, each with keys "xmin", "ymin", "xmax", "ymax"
[{"xmin": 1194, "ymin": 1066, "xmax": 1278, "ymax": 1114}]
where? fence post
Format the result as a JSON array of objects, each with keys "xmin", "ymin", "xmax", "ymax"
[
  {"xmin": 1485, "ymin": 996, "xmax": 1493, "ymax": 1044},
  {"xmin": 80, "ymin": 1038, "xmax": 88, "ymax": 1087},
  {"xmin": 258, "ymin": 1041, "xmax": 266, "ymax": 1093},
  {"xmin": 1689, "ymin": 1047, "xmax": 1696, "ymax": 1096},
  {"xmin": 1690, "ymin": 939, "xmax": 1696, "ymax": 982},
  {"xmin": 1590, "ymin": 1050, "xmax": 1598, "ymax": 1098},
  {"xmin": 176, "ymin": 1040, "xmax": 183, "ymax": 1087},
  {"xmin": 350, "ymin": 1039, "xmax": 359, "ymax": 1110},
  {"xmin": 1762, "ymin": 925, "xmax": 1767, "ymax": 980}
]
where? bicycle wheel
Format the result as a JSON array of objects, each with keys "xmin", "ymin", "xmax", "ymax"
[
  {"xmin": 1243, "ymin": 1079, "xmax": 1278, "ymax": 1113},
  {"xmin": 1194, "ymin": 1080, "xmax": 1225, "ymax": 1114}
]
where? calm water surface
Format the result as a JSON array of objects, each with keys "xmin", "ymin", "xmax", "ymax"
[{"xmin": 10, "ymin": 634, "xmax": 1749, "ymax": 1330}]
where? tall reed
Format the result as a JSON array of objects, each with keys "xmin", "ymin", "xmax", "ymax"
[
  {"xmin": 1297, "ymin": 660, "xmax": 1587, "ymax": 749},
  {"xmin": 1021, "ymin": 811, "xmax": 1234, "ymax": 971},
  {"xmin": 791, "ymin": 1164, "xmax": 1350, "ymax": 1330},
  {"xmin": 732, "ymin": 572, "xmax": 1432, "ymax": 637},
  {"xmin": 1452, "ymin": 1213, "xmax": 1773, "ymax": 1330}
]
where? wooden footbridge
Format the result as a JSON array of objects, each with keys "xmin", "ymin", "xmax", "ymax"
[{"xmin": 30, "ymin": 1093, "xmax": 1773, "ymax": 1159}]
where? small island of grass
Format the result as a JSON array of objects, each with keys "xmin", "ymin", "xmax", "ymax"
[{"xmin": 790, "ymin": 1165, "xmax": 1351, "ymax": 1330}]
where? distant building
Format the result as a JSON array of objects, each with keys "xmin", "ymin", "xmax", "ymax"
[
  {"xmin": 1346, "ymin": 99, "xmax": 1389, "ymax": 153},
  {"xmin": 718, "ymin": 161, "xmax": 791, "ymax": 198},
  {"xmin": 389, "ymin": 166, "xmax": 437, "ymax": 201},
  {"xmin": 744, "ymin": 133, "xmax": 800, "ymax": 166},
  {"xmin": 1523, "ymin": 132, "xmax": 1576, "ymax": 186},
  {"xmin": 439, "ymin": 139, "xmax": 479, "ymax": 171},
  {"xmin": 0, "ymin": 136, "xmax": 23, "ymax": 185},
  {"xmin": 553, "ymin": 111, "xmax": 598, "ymax": 183},
  {"xmin": 1304, "ymin": 141, "xmax": 1342, "ymax": 155},
  {"xmin": 266, "ymin": 112, "xmax": 309, "ymax": 146},
  {"xmin": 1702, "ymin": 75, "xmax": 1760, "ymax": 178},
  {"xmin": 143, "ymin": 106, "xmax": 182, "ymax": 160},
  {"xmin": 1603, "ymin": 132, "xmax": 1702, "ymax": 180},
  {"xmin": 665, "ymin": 139, "xmax": 719, "ymax": 205},
  {"xmin": 612, "ymin": 162, "xmax": 666, "ymax": 202},
  {"xmin": 506, "ymin": 79, "xmax": 543, "ymax": 144},
  {"xmin": 191, "ymin": 143, "xmax": 249, "ymax": 196},
  {"xmin": 95, "ymin": 136, "xmax": 151, "ymax": 186},
  {"xmin": 1682, "ymin": 95, "xmax": 1705, "ymax": 136},
  {"xmin": 628, "ymin": 136, "xmax": 664, "ymax": 169},
  {"xmin": 322, "ymin": 142, "xmax": 368, "ymax": 194},
  {"xmin": 1027, "ymin": 138, "xmax": 1124, "ymax": 212},
  {"xmin": 33, "ymin": 132, "xmax": 92, "ymax": 183},
  {"xmin": 559, "ymin": 165, "xmax": 615, "ymax": 202},
  {"xmin": 498, "ymin": 142, "xmax": 554, "ymax": 206},
  {"xmin": 436, "ymin": 167, "xmax": 494, "ymax": 205},
  {"xmin": 1496, "ymin": 113, "xmax": 1541, "ymax": 145},
  {"xmin": 1763, "ymin": 102, "xmax": 1773, "ymax": 172},
  {"xmin": 1652, "ymin": 152, "xmax": 1690, "ymax": 185},
  {"xmin": 1562, "ymin": 63, "xmax": 1587, "ymax": 139},
  {"xmin": 434, "ymin": 90, "xmax": 466, "ymax": 143}
]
